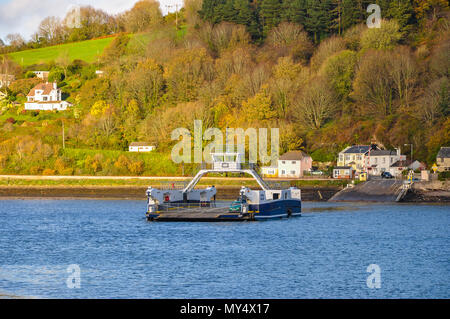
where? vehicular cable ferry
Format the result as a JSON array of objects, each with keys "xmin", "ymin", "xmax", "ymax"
[{"xmin": 146, "ymin": 152, "xmax": 302, "ymax": 222}]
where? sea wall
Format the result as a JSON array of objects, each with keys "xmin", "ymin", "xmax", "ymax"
[{"xmin": 0, "ymin": 185, "xmax": 340, "ymax": 201}]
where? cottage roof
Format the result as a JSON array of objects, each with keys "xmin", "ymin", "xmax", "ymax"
[
  {"xmin": 343, "ymin": 145, "xmax": 371, "ymax": 154},
  {"xmin": 437, "ymin": 147, "xmax": 450, "ymax": 159},
  {"xmin": 391, "ymin": 160, "xmax": 413, "ymax": 168},
  {"xmin": 369, "ymin": 150, "xmax": 398, "ymax": 156},
  {"xmin": 27, "ymin": 82, "xmax": 57, "ymax": 97},
  {"xmin": 279, "ymin": 151, "xmax": 310, "ymax": 161}
]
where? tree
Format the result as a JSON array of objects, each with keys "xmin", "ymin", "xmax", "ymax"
[
  {"xmin": 242, "ymin": 85, "xmax": 277, "ymax": 122},
  {"xmin": 6, "ymin": 34, "xmax": 25, "ymax": 50},
  {"xmin": 293, "ymin": 76, "xmax": 337, "ymax": 129},
  {"xmin": 260, "ymin": 0, "xmax": 283, "ymax": 37},
  {"xmin": 413, "ymin": 0, "xmax": 449, "ymax": 21},
  {"xmin": 282, "ymin": 0, "xmax": 307, "ymax": 25},
  {"xmin": 123, "ymin": 0, "xmax": 163, "ymax": 33},
  {"xmin": 419, "ymin": 77, "xmax": 449, "ymax": 126},
  {"xmin": 304, "ymin": 0, "xmax": 335, "ymax": 43},
  {"xmin": 321, "ymin": 49, "xmax": 357, "ymax": 100},
  {"xmin": 165, "ymin": 48, "xmax": 214, "ymax": 102},
  {"xmin": 352, "ymin": 50, "xmax": 396, "ymax": 117},
  {"xmin": 101, "ymin": 33, "xmax": 130, "ymax": 64},
  {"xmin": 127, "ymin": 58, "xmax": 164, "ymax": 112},
  {"xmin": 389, "ymin": 47, "xmax": 418, "ymax": 108},
  {"xmin": 38, "ymin": 16, "xmax": 64, "ymax": 45},
  {"xmin": 386, "ymin": 0, "xmax": 416, "ymax": 34},
  {"xmin": 360, "ymin": 19, "xmax": 402, "ymax": 50},
  {"xmin": 270, "ymin": 56, "xmax": 305, "ymax": 118}
]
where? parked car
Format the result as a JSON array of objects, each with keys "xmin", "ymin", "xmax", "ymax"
[
  {"xmin": 381, "ymin": 172, "xmax": 394, "ymax": 179},
  {"xmin": 311, "ymin": 170, "xmax": 324, "ymax": 176}
]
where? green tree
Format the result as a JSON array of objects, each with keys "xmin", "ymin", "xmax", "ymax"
[{"xmin": 260, "ymin": 0, "xmax": 283, "ymax": 37}]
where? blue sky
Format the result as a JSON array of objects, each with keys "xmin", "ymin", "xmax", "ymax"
[{"xmin": 0, "ymin": 0, "xmax": 184, "ymax": 42}]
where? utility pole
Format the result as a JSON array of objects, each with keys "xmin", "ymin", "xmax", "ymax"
[
  {"xmin": 62, "ymin": 120, "xmax": 65, "ymax": 150},
  {"xmin": 405, "ymin": 144, "xmax": 413, "ymax": 162},
  {"xmin": 166, "ymin": 4, "xmax": 180, "ymax": 30}
]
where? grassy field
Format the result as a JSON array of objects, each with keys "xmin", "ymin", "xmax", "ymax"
[
  {"xmin": 7, "ymin": 36, "xmax": 116, "ymax": 66},
  {"xmin": 5, "ymin": 27, "xmax": 187, "ymax": 67}
]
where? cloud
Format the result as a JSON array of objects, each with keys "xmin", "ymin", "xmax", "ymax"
[{"xmin": 0, "ymin": 0, "xmax": 183, "ymax": 42}]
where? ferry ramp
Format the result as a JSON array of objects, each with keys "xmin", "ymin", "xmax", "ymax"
[{"xmin": 329, "ymin": 180, "xmax": 406, "ymax": 202}]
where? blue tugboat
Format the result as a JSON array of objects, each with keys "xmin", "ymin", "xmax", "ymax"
[{"xmin": 146, "ymin": 152, "xmax": 301, "ymax": 222}]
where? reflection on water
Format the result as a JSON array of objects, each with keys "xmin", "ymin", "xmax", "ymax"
[{"xmin": 0, "ymin": 200, "xmax": 448, "ymax": 299}]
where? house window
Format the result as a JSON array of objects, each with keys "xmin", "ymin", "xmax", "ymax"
[
  {"xmin": 281, "ymin": 170, "xmax": 286, "ymax": 175},
  {"xmin": 345, "ymin": 155, "xmax": 350, "ymax": 161},
  {"xmin": 43, "ymin": 97, "xmax": 47, "ymax": 101},
  {"xmin": 382, "ymin": 158, "xmax": 386, "ymax": 164},
  {"xmin": 291, "ymin": 171, "xmax": 296, "ymax": 175},
  {"xmin": 375, "ymin": 158, "xmax": 378, "ymax": 164},
  {"xmin": 292, "ymin": 161, "xmax": 296, "ymax": 164},
  {"xmin": 339, "ymin": 155, "xmax": 344, "ymax": 162},
  {"xmin": 282, "ymin": 161, "xmax": 286, "ymax": 164}
]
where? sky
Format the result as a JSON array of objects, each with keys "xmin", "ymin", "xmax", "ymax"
[{"xmin": 0, "ymin": 0, "xmax": 184, "ymax": 42}]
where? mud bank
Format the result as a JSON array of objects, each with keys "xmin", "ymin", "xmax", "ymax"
[
  {"xmin": 0, "ymin": 185, "xmax": 340, "ymax": 201},
  {"xmin": 403, "ymin": 181, "xmax": 450, "ymax": 203}
]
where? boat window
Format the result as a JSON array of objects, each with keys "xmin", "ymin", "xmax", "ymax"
[{"xmin": 273, "ymin": 193, "xmax": 279, "ymax": 200}]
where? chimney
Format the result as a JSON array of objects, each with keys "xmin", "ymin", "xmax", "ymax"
[
  {"xmin": 53, "ymin": 82, "xmax": 57, "ymax": 89},
  {"xmin": 397, "ymin": 147, "xmax": 401, "ymax": 157}
]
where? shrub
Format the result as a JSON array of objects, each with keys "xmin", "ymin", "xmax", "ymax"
[
  {"xmin": 42, "ymin": 168, "xmax": 56, "ymax": 176},
  {"xmin": 438, "ymin": 171, "xmax": 450, "ymax": 181}
]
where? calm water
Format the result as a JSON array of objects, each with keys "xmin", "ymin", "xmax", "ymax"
[{"xmin": 0, "ymin": 200, "xmax": 448, "ymax": 299}]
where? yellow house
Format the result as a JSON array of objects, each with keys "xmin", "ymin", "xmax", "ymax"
[
  {"xmin": 337, "ymin": 145, "xmax": 373, "ymax": 173},
  {"xmin": 261, "ymin": 166, "xmax": 278, "ymax": 178}
]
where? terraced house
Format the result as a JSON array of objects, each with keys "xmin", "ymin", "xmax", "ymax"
[
  {"xmin": 337, "ymin": 145, "xmax": 376, "ymax": 173},
  {"xmin": 366, "ymin": 149, "xmax": 406, "ymax": 176}
]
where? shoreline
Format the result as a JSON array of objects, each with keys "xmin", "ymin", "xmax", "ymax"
[
  {"xmin": 0, "ymin": 185, "xmax": 340, "ymax": 202},
  {"xmin": 0, "ymin": 180, "xmax": 447, "ymax": 203}
]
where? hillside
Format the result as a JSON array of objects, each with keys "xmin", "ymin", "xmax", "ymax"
[{"xmin": 0, "ymin": 1, "xmax": 448, "ymax": 178}]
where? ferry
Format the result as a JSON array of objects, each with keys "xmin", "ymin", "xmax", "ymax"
[{"xmin": 146, "ymin": 152, "xmax": 302, "ymax": 222}]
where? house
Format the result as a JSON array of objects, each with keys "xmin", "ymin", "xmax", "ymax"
[
  {"xmin": 338, "ymin": 145, "xmax": 375, "ymax": 173},
  {"xmin": 95, "ymin": 70, "xmax": 104, "ymax": 78},
  {"xmin": 261, "ymin": 166, "xmax": 278, "ymax": 178},
  {"xmin": 436, "ymin": 147, "xmax": 450, "ymax": 172},
  {"xmin": 333, "ymin": 166, "xmax": 356, "ymax": 179},
  {"xmin": 25, "ymin": 82, "xmax": 72, "ymax": 111},
  {"xmin": 390, "ymin": 160, "xmax": 426, "ymax": 175},
  {"xmin": 278, "ymin": 151, "xmax": 312, "ymax": 178},
  {"xmin": 33, "ymin": 71, "xmax": 49, "ymax": 81},
  {"xmin": 129, "ymin": 142, "xmax": 156, "ymax": 153},
  {"xmin": 365, "ymin": 149, "xmax": 406, "ymax": 176},
  {"xmin": 0, "ymin": 74, "xmax": 15, "ymax": 88}
]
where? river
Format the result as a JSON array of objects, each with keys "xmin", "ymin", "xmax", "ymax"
[{"xmin": 0, "ymin": 200, "xmax": 448, "ymax": 298}]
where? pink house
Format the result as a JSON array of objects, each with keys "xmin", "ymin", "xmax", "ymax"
[{"xmin": 278, "ymin": 151, "xmax": 313, "ymax": 178}]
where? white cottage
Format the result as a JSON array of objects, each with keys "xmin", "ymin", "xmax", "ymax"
[
  {"xmin": 25, "ymin": 82, "xmax": 72, "ymax": 111},
  {"xmin": 129, "ymin": 142, "xmax": 156, "ymax": 153}
]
